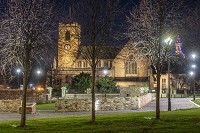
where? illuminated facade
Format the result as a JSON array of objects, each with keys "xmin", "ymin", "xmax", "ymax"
[
  {"xmin": 47, "ymin": 22, "xmax": 154, "ymax": 90},
  {"xmin": 153, "ymin": 74, "xmax": 190, "ymax": 96}
]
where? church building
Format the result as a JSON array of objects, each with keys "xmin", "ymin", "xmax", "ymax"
[{"xmin": 46, "ymin": 22, "xmax": 155, "ymax": 92}]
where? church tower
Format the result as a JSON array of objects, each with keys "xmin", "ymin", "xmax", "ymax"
[{"xmin": 57, "ymin": 22, "xmax": 81, "ymax": 68}]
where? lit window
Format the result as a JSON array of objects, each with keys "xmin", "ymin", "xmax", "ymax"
[
  {"xmin": 162, "ymin": 79, "xmax": 166, "ymax": 89},
  {"xmin": 104, "ymin": 60, "xmax": 108, "ymax": 67},
  {"xmin": 83, "ymin": 61, "xmax": 88, "ymax": 68},
  {"xmin": 78, "ymin": 61, "xmax": 82, "ymax": 68},
  {"xmin": 108, "ymin": 61, "xmax": 111, "ymax": 67},
  {"xmin": 125, "ymin": 55, "xmax": 137, "ymax": 74}
]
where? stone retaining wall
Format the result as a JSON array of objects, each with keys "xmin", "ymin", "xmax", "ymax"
[
  {"xmin": 55, "ymin": 93, "xmax": 153, "ymax": 112},
  {"xmin": 63, "ymin": 94, "xmax": 120, "ymax": 99},
  {"xmin": 138, "ymin": 93, "xmax": 152, "ymax": 108},
  {"xmin": 97, "ymin": 97, "xmax": 139, "ymax": 111},
  {"xmin": 0, "ymin": 89, "xmax": 47, "ymax": 103},
  {"xmin": 0, "ymin": 99, "xmax": 21, "ymax": 112},
  {"xmin": 55, "ymin": 99, "xmax": 91, "ymax": 112}
]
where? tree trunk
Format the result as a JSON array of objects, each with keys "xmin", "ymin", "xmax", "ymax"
[
  {"xmin": 20, "ymin": 47, "xmax": 30, "ymax": 127},
  {"xmin": 156, "ymin": 0, "xmax": 165, "ymax": 120},
  {"xmin": 156, "ymin": 66, "xmax": 160, "ymax": 119},
  {"xmin": 20, "ymin": 70, "xmax": 28, "ymax": 126},
  {"xmin": 91, "ymin": 61, "xmax": 96, "ymax": 123}
]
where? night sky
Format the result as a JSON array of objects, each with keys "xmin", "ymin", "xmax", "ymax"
[{"xmin": 0, "ymin": 0, "xmax": 200, "ymax": 88}]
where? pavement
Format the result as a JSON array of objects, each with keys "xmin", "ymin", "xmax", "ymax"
[{"xmin": 0, "ymin": 98, "xmax": 199, "ymax": 122}]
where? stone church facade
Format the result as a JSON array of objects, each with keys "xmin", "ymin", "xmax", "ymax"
[{"xmin": 46, "ymin": 22, "xmax": 153, "ymax": 91}]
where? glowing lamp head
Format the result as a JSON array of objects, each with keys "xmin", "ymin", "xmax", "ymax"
[
  {"xmin": 164, "ymin": 37, "xmax": 172, "ymax": 45},
  {"xmin": 189, "ymin": 71, "xmax": 194, "ymax": 76},
  {"xmin": 37, "ymin": 70, "xmax": 41, "ymax": 75},
  {"xmin": 191, "ymin": 64, "xmax": 196, "ymax": 69},
  {"xmin": 192, "ymin": 54, "xmax": 196, "ymax": 59},
  {"xmin": 17, "ymin": 69, "xmax": 21, "ymax": 73},
  {"xmin": 37, "ymin": 87, "xmax": 43, "ymax": 92},
  {"xmin": 103, "ymin": 69, "xmax": 108, "ymax": 75}
]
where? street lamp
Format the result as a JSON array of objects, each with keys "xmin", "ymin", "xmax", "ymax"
[
  {"xmin": 191, "ymin": 64, "xmax": 196, "ymax": 69},
  {"xmin": 29, "ymin": 83, "xmax": 33, "ymax": 89},
  {"xmin": 103, "ymin": 69, "xmax": 108, "ymax": 97},
  {"xmin": 191, "ymin": 53, "xmax": 196, "ymax": 100},
  {"xmin": 103, "ymin": 69, "xmax": 108, "ymax": 76},
  {"xmin": 16, "ymin": 69, "xmax": 21, "ymax": 89},
  {"xmin": 190, "ymin": 53, "xmax": 196, "ymax": 101},
  {"xmin": 192, "ymin": 54, "xmax": 196, "ymax": 60},
  {"xmin": 37, "ymin": 70, "xmax": 41, "ymax": 75},
  {"xmin": 164, "ymin": 37, "xmax": 172, "ymax": 45},
  {"xmin": 36, "ymin": 69, "xmax": 42, "ymax": 87},
  {"xmin": 189, "ymin": 70, "xmax": 195, "ymax": 100},
  {"xmin": 164, "ymin": 37, "xmax": 172, "ymax": 111},
  {"xmin": 189, "ymin": 71, "xmax": 194, "ymax": 76}
]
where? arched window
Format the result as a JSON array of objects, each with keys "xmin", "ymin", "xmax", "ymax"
[
  {"xmin": 78, "ymin": 61, "xmax": 82, "ymax": 68},
  {"xmin": 65, "ymin": 31, "xmax": 70, "ymax": 41},
  {"xmin": 83, "ymin": 61, "xmax": 88, "ymax": 68},
  {"xmin": 125, "ymin": 55, "xmax": 137, "ymax": 74}
]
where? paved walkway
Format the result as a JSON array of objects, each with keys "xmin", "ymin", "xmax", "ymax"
[{"xmin": 0, "ymin": 98, "xmax": 199, "ymax": 122}]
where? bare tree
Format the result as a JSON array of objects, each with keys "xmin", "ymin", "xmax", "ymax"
[
  {"xmin": 126, "ymin": 0, "xmax": 187, "ymax": 119},
  {"xmin": 0, "ymin": 0, "xmax": 56, "ymax": 126},
  {"xmin": 72, "ymin": 0, "xmax": 121, "ymax": 123},
  {"xmin": 172, "ymin": 74, "xmax": 189, "ymax": 89}
]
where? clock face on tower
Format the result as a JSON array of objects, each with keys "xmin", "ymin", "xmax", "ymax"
[
  {"xmin": 64, "ymin": 44, "xmax": 71, "ymax": 50},
  {"xmin": 58, "ymin": 23, "xmax": 80, "ymax": 68}
]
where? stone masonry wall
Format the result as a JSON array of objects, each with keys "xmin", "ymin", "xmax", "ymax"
[
  {"xmin": 55, "ymin": 99, "xmax": 91, "ymax": 112},
  {"xmin": 0, "ymin": 99, "xmax": 21, "ymax": 112},
  {"xmin": 97, "ymin": 97, "xmax": 139, "ymax": 111},
  {"xmin": 138, "ymin": 93, "xmax": 153, "ymax": 108},
  {"xmin": 64, "ymin": 94, "xmax": 120, "ymax": 99},
  {"xmin": 55, "ymin": 93, "xmax": 152, "ymax": 112},
  {"xmin": 120, "ymin": 86, "xmax": 143, "ymax": 97}
]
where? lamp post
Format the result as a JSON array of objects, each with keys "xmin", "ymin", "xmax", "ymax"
[
  {"xmin": 165, "ymin": 37, "xmax": 172, "ymax": 111},
  {"xmin": 103, "ymin": 69, "xmax": 108, "ymax": 97},
  {"xmin": 191, "ymin": 53, "xmax": 196, "ymax": 100},
  {"xmin": 189, "ymin": 71, "xmax": 195, "ymax": 100},
  {"xmin": 16, "ymin": 69, "xmax": 21, "ymax": 89},
  {"xmin": 37, "ymin": 69, "xmax": 41, "ymax": 88}
]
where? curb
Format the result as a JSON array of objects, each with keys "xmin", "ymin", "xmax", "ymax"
[{"xmin": 189, "ymin": 100, "xmax": 200, "ymax": 108}]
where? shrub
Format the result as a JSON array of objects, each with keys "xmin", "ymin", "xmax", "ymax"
[
  {"xmin": 71, "ymin": 72, "xmax": 92, "ymax": 93},
  {"xmin": 96, "ymin": 76, "xmax": 117, "ymax": 93}
]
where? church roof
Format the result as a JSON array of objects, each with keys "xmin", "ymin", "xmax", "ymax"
[{"xmin": 76, "ymin": 45, "xmax": 123, "ymax": 60}]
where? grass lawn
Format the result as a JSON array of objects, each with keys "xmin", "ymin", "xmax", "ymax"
[
  {"xmin": 1, "ymin": 109, "xmax": 200, "ymax": 132},
  {"xmin": 36, "ymin": 103, "xmax": 55, "ymax": 110},
  {"xmin": 193, "ymin": 99, "xmax": 200, "ymax": 106}
]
